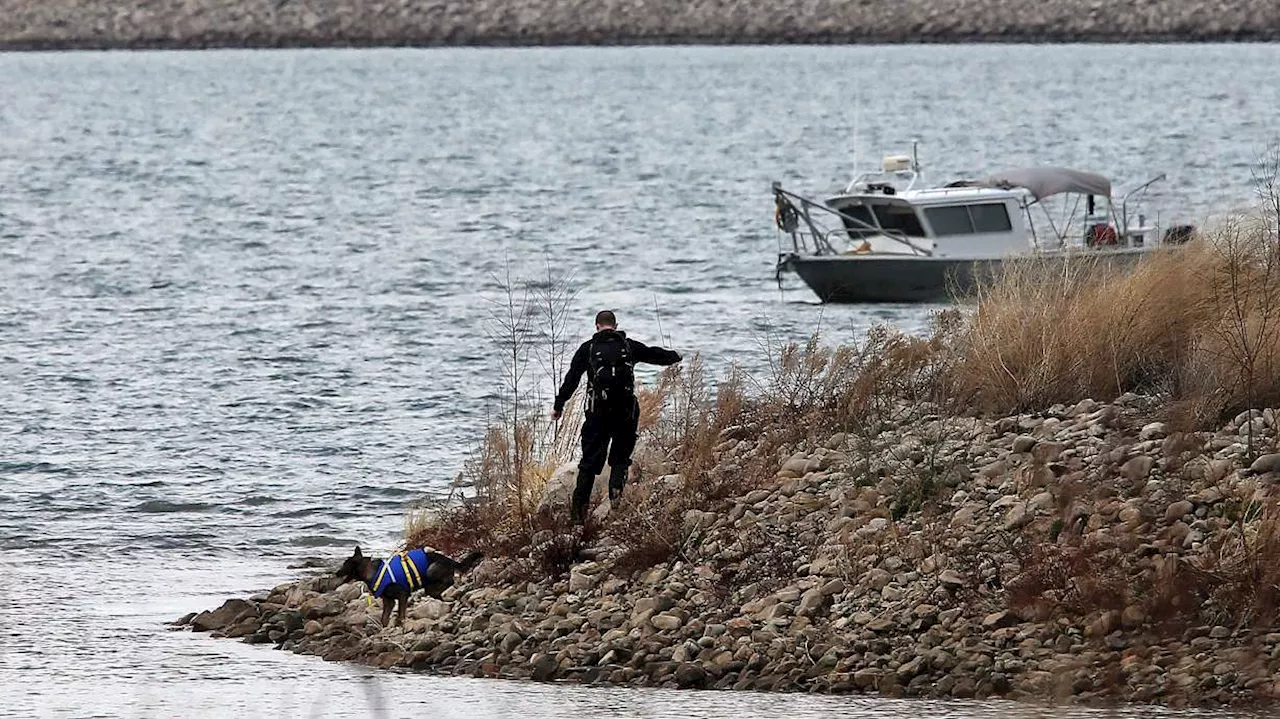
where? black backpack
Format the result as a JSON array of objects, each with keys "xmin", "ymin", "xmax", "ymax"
[{"xmin": 588, "ymin": 332, "xmax": 634, "ymax": 407}]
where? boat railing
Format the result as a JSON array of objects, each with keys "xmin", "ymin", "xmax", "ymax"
[
  {"xmin": 911, "ymin": 184, "xmax": 1030, "ymax": 198},
  {"xmin": 772, "ymin": 184, "xmax": 932, "ymax": 257},
  {"xmin": 843, "ymin": 169, "xmax": 922, "ymax": 195},
  {"xmin": 1119, "ymin": 173, "xmax": 1166, "ymax": 239}
]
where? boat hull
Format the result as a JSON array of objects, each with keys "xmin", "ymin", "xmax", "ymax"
[{"xmin": 782, "ymin": 248, "xmax": 1161, "ymax": 303}]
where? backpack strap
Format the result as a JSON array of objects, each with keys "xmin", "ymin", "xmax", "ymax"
[{"xmin": 585, "ymin": 338, "xmax": 600, "ymax": 414}]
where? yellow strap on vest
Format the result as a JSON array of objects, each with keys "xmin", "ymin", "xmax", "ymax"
[
  {"xmin": 372, "ymin": 560, "xmax": 395, "ymax": 594},
  {"xmin": 401, "ymin": 552, "xmax": 423, "ymax": 590}
]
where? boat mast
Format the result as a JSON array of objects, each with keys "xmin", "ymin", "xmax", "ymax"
[{"xmin": 851, "ymin": 84, "xmax": 862, "ymax": 187}]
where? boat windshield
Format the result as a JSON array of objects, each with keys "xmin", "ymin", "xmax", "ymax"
[
  {"xmin": 837, "ymin": 205, "xmax": 877, "ymax": 239},
  {"xmin": 835, "ymin": 201, "xmax": 927, "ymax": 240},
  {"xmin": 871, "ymin": 203, "xmax": 927, "ymax": 238}
]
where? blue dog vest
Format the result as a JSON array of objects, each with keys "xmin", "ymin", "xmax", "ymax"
[{"xmin": 371, "ymin": 549, "xmax": 432, "ymax": 598}]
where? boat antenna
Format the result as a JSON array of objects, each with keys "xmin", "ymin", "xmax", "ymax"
[
  {"xmin": 912, "ymin": 139, "xmax": 921, "ymax": 174},
  {"xmin": 851, "ymin": 83, "xmax": 861, "ymax": 183},
  {"xmin": 652, "ymin": 293, "xmax": 670, "ymax": 349}
]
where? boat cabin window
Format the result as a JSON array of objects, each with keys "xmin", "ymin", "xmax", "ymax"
[
  {"xmin": 836, "ymin": 204, "xmax": 878, "ymax": 239},
  {"xmin": 871, "ymin": 204, "xmax": 927, "ymax": 238},
  {"xmin": 924, "ymin": 203, "xmax": 1013, "ymax": 236},
  {"xmin": 970, "ymin": 203, "xmax": 1013, "ymax": 233}
]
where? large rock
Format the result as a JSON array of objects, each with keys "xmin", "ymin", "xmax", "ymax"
[
  {"xmin": 412, "ymin": 598, "xmax": 451, "ymax": 621},
  {"xmin": 190, "ymin": 599, "xmax": 257, "ymax": 632},
  {"xmin": 1122, "ymin": 455, "xmax": 1154, "ymax": 482},
  {"xmin": 982, "ymin": 610, "xmax": 1019, "ymax": 629},
  {"xmin": 853, "ymin": 667, "xmax": 883, "ymax": 688},
  {"xmin": 1001, "ymin": 503, "xmax": 1031, "ymax": 530},
  {"xmin": 535, "ymin": 461, "xmax": 608, "ymax": 516},
  {"xmin": 1121, "ymin": 604, "xmax": 1147, "ymax": 629},
  {"xmin": 1164, "ymin": 500, "xmax": 1193, "ymax": 523},
  {"xmin": 1249, "ymin": 453, "xmax": 1280, "ymax": 476},
  {"xmin": 569, "ymin": 562, "xmax": 603, "ymax": 593},
  {"xmin": 797, "ymin": 588, "xmax": 827, "ymax": 616},
  {"xmin": 674, "ymin": 662, "xmax": 707, "ymax": 688},
  {"xmin": 530, "ymin": 653, "xmax": 559, "ymax": 682},
  {"xmin": 651, "ymin": 614, "xmax": 683, "ymax": 631},
  {"xmin": 1139, "ymin": 422, "xmax": 1168, "ymax": 440},
  {"xmin": 779, "ymin": 454, "xmax": 809, "ymax": 478}
]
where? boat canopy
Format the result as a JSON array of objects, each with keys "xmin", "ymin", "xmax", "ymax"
[{"xmin": 979, "ymin": 167, "xmax": 1112, "ymax": 201}]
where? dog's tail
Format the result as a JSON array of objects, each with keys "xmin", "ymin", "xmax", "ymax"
[{"xmin": 456, "ymin": 550, "xmax": 484, "ymax": 573}]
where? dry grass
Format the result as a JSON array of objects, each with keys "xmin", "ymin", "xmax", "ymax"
[
  {"xmin": 952, "ymin": 247, "xmax": 1210, "ymax": 413},
  {"xmin": 1180, "ymin": 498, "xmax": 1280, "ymax": 627},
  {"xmin": 952, "ymin": 214, "xmax": 1280, "ymax": 434}
]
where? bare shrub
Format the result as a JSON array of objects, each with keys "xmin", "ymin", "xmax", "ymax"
[
  {"xmin": 606, "ymin": 480, "xmax": 690, "ymax": 575},
  {"xmin": 1183, "ymin": 498, "xmax": 1280, "ymax": 627},
  {"xmin": 1182, "ymin": 217, "xmax": 1280, "ymax": 453},
  {"xmin": 1005, "ymin": 494, "xmax": 1280, "ymax": 632},
  {"xmin": 716, "ymin": 523, "xmax": 811, "ymax": 595},
  {"xmin": 403, "ymin": 264, "xmax": 580, "ymax": 570},
  {"xmin": 1006, "ymin": 538, "xmax": 1132, "ymax": 620}
]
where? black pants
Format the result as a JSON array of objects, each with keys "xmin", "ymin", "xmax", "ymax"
[{"xmin": 571, "ymin": 400, "xmax": 639, "ymax": 519}]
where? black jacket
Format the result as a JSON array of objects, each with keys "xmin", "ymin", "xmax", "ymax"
[{"xmin": 553, "ymin": 329, "xmax": 681, "ymax": 414}]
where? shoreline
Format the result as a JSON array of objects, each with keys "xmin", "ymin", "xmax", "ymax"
[
  {"xmin": 179, "ymin": 395, "xmax": 1280, "ymax": 708},
  {"xmin": 3, "ymin": 34, "xmax": 1280, "ymax": 53},
  {"xmin": 5, "ymin": 0, "xmax": 1279, "ymax": 53}
]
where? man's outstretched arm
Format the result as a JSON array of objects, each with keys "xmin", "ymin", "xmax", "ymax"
[
  {"xmin": 628, "ymin": 338, "xmax": 682, "ymax": 366},
  {"xmin": 553, "ymin": 342, "xmax": 590, "ymax": 418}
]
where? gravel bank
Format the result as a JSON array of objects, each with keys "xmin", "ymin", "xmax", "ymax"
[
  {"xmin": 181, "ymin": 395, "xmax": 1280, "ymax": 707},
  {"xmin": 2, "ymin": 0, "xmax": 1279, "ymax": 50}
]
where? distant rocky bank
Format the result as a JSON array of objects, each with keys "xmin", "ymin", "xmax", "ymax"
[
  {"xmin": 3, "ymin": 0, "xmax": 1279, "ymax": 50},
  {"xmin": 180, "ymin": 396, "xmax": 1280, "ymax": 707}
]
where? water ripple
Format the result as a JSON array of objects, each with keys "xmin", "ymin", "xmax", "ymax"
[{"xmin": 133, "ymin": 500, "xmax": 224, "ymax": 514}]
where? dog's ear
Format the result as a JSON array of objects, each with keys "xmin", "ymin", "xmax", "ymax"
[{"xmin": 352, "ymin": 545, "xmax": 362, "ymax": 559}]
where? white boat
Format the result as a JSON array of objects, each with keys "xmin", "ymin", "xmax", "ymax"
[{"xmin": 772, "ymin": 146, "xmax": 1195, "ymax": 303}]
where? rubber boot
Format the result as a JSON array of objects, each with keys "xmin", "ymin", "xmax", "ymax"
[{"xmin": 608, "ymin": 467, "xmax": 627, "ymax": 505}]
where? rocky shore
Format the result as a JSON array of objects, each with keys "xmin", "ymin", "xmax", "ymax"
[
  {"xmin": 180, "ymin": 395, "xmax": 1280, "ymax": 707},
  {"xmin": 3, "ymin": 0, "xmax": 1280, "ymax": 50}
]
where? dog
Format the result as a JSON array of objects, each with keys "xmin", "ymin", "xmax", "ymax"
[{"xmin": 336, "ymin": 545, "xmax": 483, "ymax": 628}]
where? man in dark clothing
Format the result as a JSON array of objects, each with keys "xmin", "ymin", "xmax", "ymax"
[{"xmin": 552, "ymin": 310, "xmax": 682, "ymax": 524}]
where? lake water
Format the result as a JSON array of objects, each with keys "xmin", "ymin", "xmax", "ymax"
[{"xmin": 2, "ymin": 44, "xmax": 1279, "ymax": 718}]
